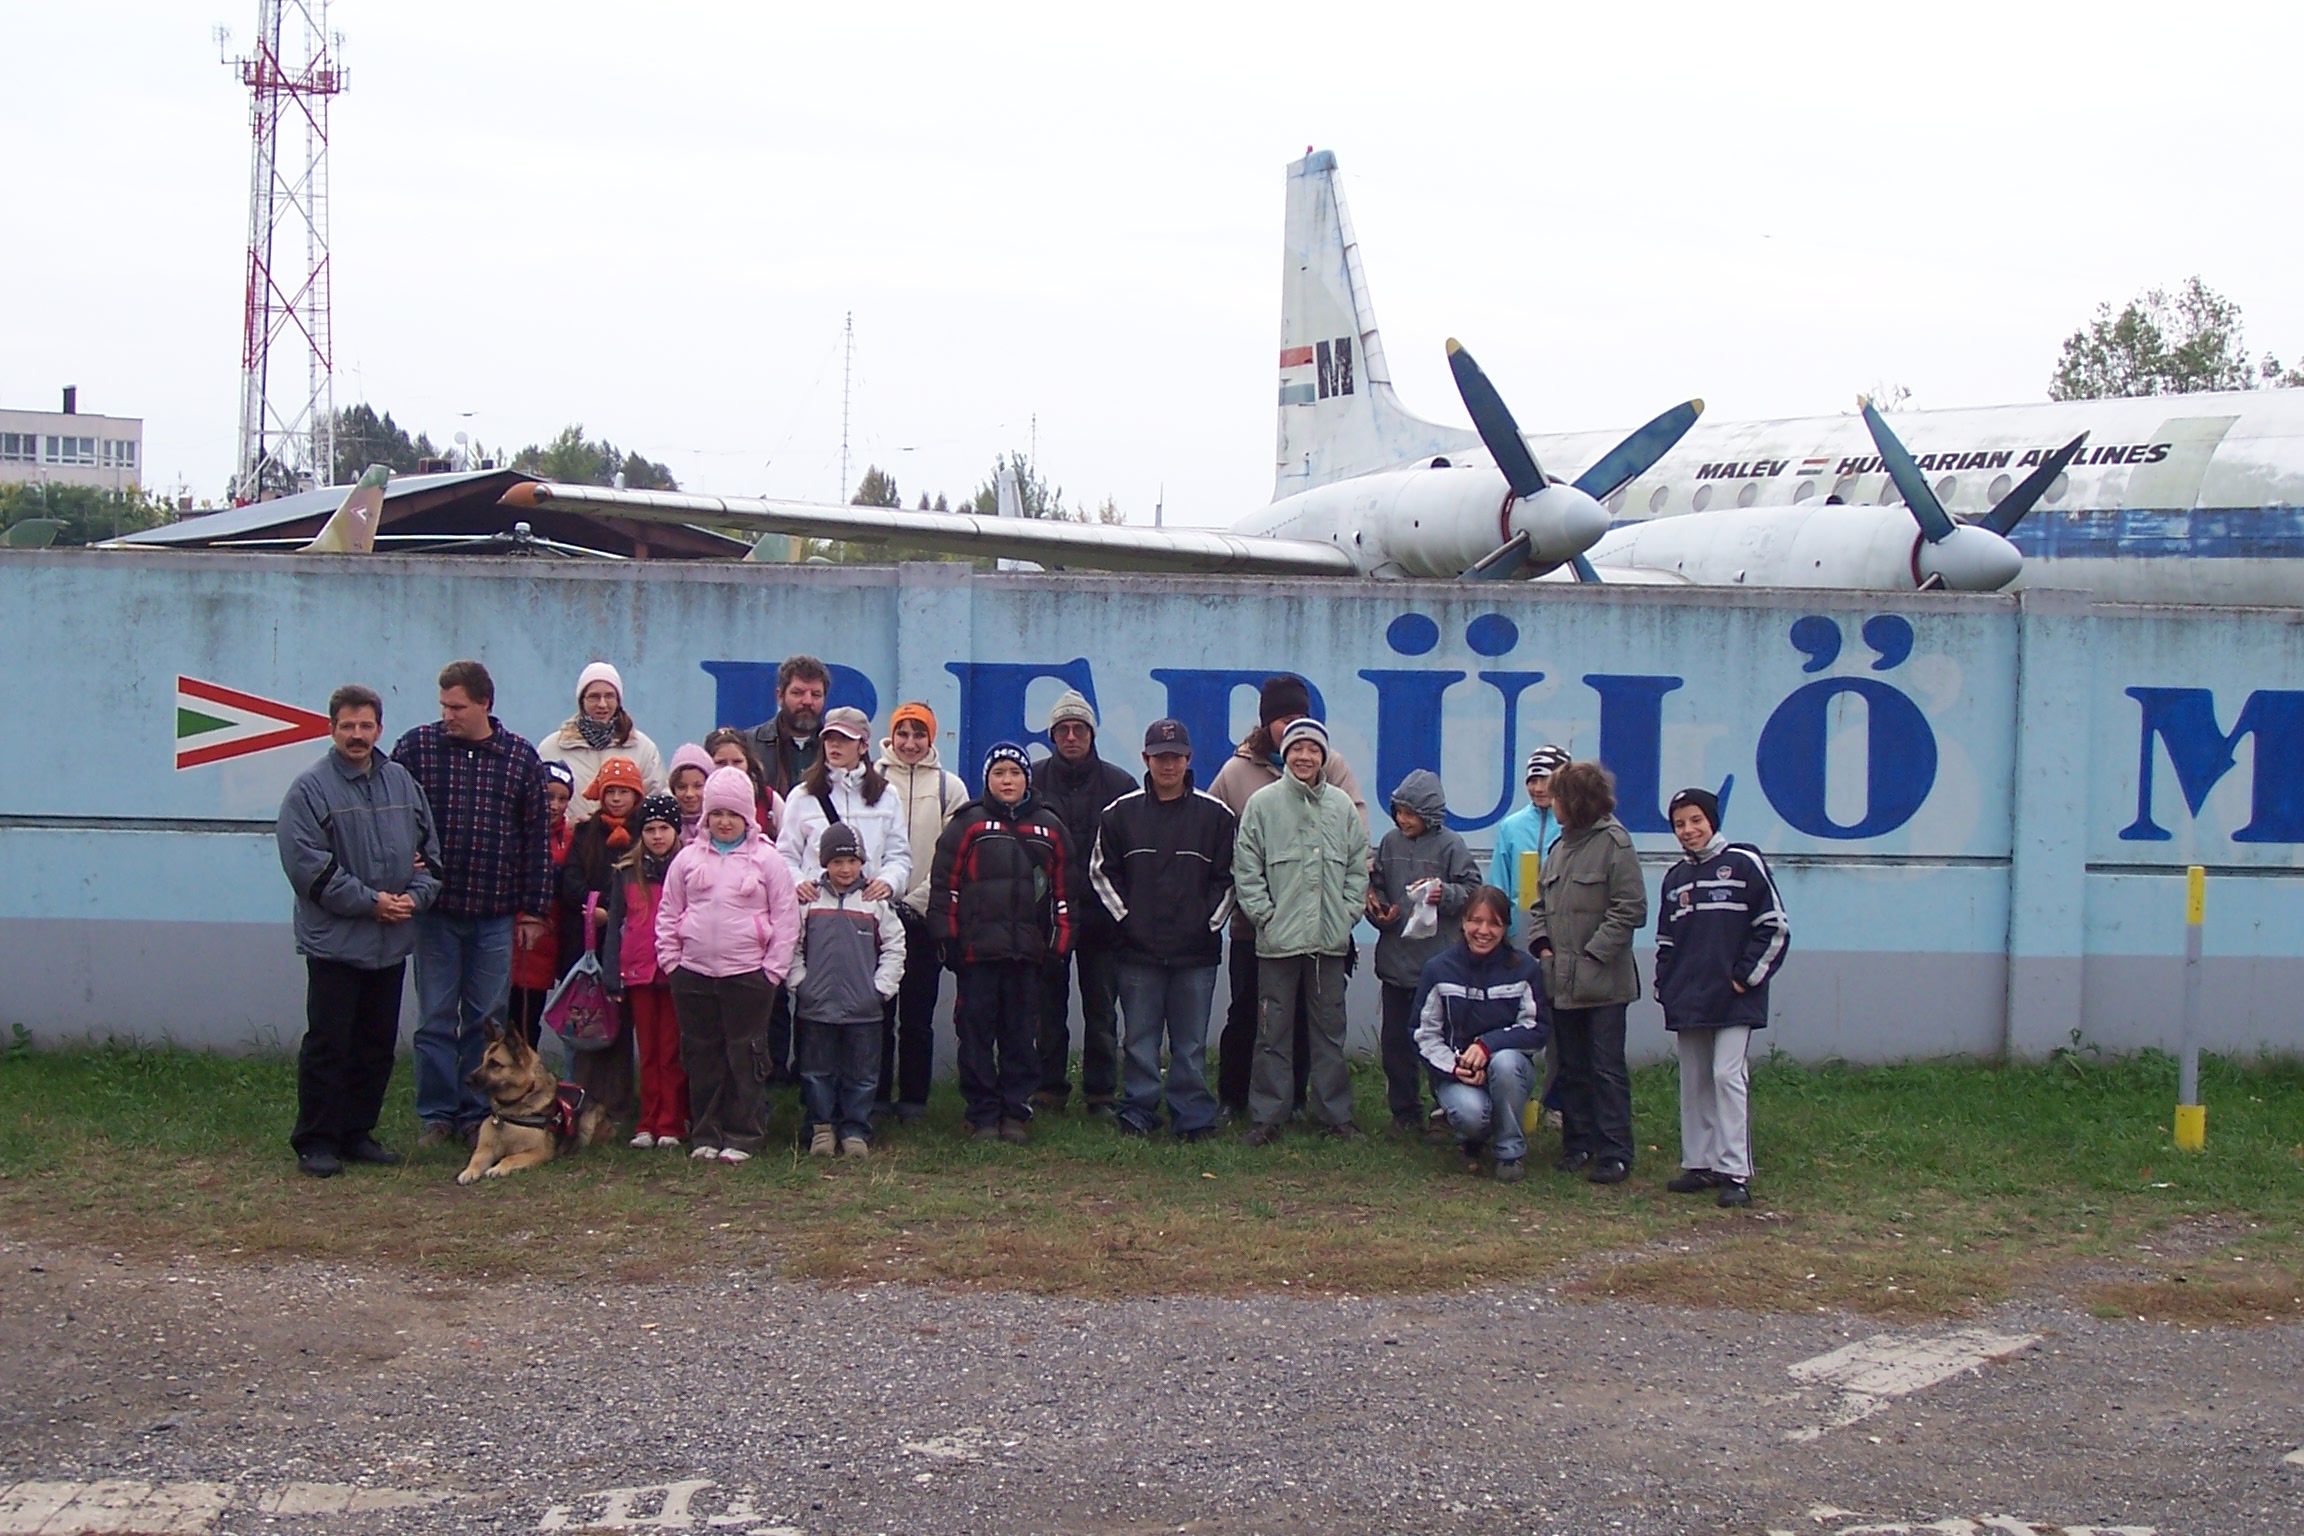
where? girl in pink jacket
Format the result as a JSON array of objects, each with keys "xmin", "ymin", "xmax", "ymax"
[{"xmin": 656, "ymin": 767, "xmax": 799, "ymax": 1163}]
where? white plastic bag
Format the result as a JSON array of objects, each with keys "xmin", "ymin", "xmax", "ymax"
[{"xmin": 1400, "ymin": 878, "xmax": 1440, "ymax": 939}]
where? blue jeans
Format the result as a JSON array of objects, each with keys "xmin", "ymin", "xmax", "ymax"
[
  {"xmin": 1434, "ymin": 1047, "xmax": 1536, "ymax": 1163},
  {"xmin": 1115, "ymin": 961, "xmax": 1219, "ymax": 1134},
  {"xmin": 413, "ymin": 912, "xmax": 514, "ymax": 1129},
  {"xmin": 798, "ymin": 1018, "xmax": 882, "ymax": 1143}
]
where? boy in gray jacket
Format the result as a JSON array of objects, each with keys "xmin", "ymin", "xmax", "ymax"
[
  {"xmin": 790, "ymin": 823, "xmax": 906, "ymax": 1158},
  {"xmin": 1365, "ymin": 769, "xmax": 1480, "ymax": 1132}
]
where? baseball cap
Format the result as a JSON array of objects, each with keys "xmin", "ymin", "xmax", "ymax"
[
  {"xmin": 819, "ymin": 706, "xmax": 871, "ymax": 741},
  {"xmin": 1142, "ymin": 718, "xmax": 1192, "ymax": 756}
]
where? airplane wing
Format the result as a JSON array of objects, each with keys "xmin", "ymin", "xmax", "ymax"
[{"xmin": 498, "ymin": 483, "xmax": 1359, "ymax": 577}]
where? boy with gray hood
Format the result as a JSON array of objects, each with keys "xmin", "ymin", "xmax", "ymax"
[{"xmin": 1365, "ymin": 769, "xmax": 1480, "ymax": 1132}]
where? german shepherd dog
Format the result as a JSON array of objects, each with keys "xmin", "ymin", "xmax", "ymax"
[{"xmin": 457, "ymin": 1019, "xmax": 611, "ymax": 1184}]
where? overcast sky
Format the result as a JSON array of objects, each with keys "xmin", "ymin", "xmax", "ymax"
[{"xmin": 9, "ymin": 1, "xmax": 2301, "ymax": 526}]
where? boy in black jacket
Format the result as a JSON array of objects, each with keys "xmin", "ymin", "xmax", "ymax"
[
  {"xmin": 1653, "ymin": 787, "xmax": 1790, "ymax": 1208},
  {"xmin": 929, "ymin": 743, "xmax": 1073, "ymax": 1145}
]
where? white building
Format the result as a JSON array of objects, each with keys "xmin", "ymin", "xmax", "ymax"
[{"xmin": 0, "ymin": 388, "xmax": 142, "ymax": 492}]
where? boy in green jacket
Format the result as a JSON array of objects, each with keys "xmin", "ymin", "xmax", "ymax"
[{"xmin": 1232, "ymin": 719, "xmax": 1371, "ymax": 1145}]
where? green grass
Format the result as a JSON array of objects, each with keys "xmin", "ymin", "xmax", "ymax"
[{"xmin": 0, "ymin": 1032, "xmax": 2298, "ymax": 1319}]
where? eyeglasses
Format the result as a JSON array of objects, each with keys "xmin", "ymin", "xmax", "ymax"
[{"xmin": 1051, "ymin": 722, "xmax": 1093, "ymax": 738}]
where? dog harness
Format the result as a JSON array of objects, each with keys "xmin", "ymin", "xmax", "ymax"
[{"xmin": 489, "ymin": 1083, "xmax": 591, "ymax": 1150}]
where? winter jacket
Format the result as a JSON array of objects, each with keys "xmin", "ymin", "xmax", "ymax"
[
  {"xmin": 876, "ymin": 742, "xmax": 969, "ymax": 918},
  {"xmin": 1088, "ymin": 772, "xmax": 1237, "ymax": 969},
  {"xmin": 556, "ymin": 813, "xmax": 636, "ymax": 965},
  {"xmin": 597, "ymin": 855, "xmax": 672, "ymax": 992},
  {"xmin": 277, "ymin": 748, "xmax": 442, "ymax": 970},
  {"xmin": 1208, "ymin": 734, "xmax": 1368, "ymax": 943},
  {"xmin": 1488, "ymin": 801, "xmax": 1562, "ymax": 942},
  {"xmin": 389, "ymin": 719, "xmax": 552, "ymax": 919},
  {"xmin": 1233, "ymin": 770, "xmax": 1371, "ymax": 960},
  {"xmin": 1527, "ymin": 814, "xmax": 1648, "ymax": 1009},
  {"xmin": 778, "ymin": 768, "xmax": 915, "ymax": 897},
  {"xmin": 928, "ymin": 792, "xmax": 1074, "ymax": 967},
  {"xmin": 538, "ymin": 719, "xmax": 667, "ymax": 822},
  {"xmin": 1654, "ymin": 834, "xmax": 1789, "ymax": 1032},
  {"xmin": 744, "ymin": 719, "xmax": 820, "ymax": 799},
  {"xmin": 1411, "ymin": 941, "xmax": 1547, "ymax": 1080},
  {"xmin": 1367, "ymin": 769, "xmax": 1481, "ymax": 988},
  {"xmin": 655, "ymin": 829, "xmax": 799, "ymax": 983},
  {"xmin": 787, "ymin": 879, "xmax": 907, "ymax": 1025},
  {"xmin": 1032, "ymin": 750, "xmax": 1138, "ymax": 951}
]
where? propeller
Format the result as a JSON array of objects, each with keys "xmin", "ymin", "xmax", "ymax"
[
  {"xmin": 1446, "ymin": 339, "xmax": 1702, "ymax": 582},
  {"xmin": 1858, "ymin": 397, "xmax": 2060, "ymax": 592}
]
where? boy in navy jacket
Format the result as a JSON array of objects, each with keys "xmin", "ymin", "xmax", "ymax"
[
  {"xmin": 1411, "ymin": 886, "xmax": 1547, "ymax": 1180},
  {"xmin": 1653, "ymin": 787, "xmax": 1790, "ymax": 1207}
]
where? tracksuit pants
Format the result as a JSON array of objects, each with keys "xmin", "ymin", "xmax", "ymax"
[
  {"xmin": 292, "ymin": 957, "xmax": 404, "ymax": 1156},
  {"xmin": 1553, "ymin": 1002, "xmax": 1634, "ymax": 1166},
  {"xmin": 877, "ymin": 906, "xmax": 941, "ymax": 1112},
  {"xmin": 1676, "ymin": 1024, "xmax": 1753, "ymax": 1181},
  {"xmin": 1249, "ymin": 952, "xmax": 1353, "ymax": 1130},
  {"xmin": 671, "ymin": 967, "xmax": 773, "ymax": 1155},
  {"xmin": 626, "ymin": 982, "xmax": 687, "ymax": 1141},
  {"xmin": 958, "ymin": 960, "xmax": 1041, "ymax": 1128}
]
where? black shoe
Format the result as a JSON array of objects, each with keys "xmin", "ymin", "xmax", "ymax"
[
  {"xmin": 1666, "ymin": 1167, "xmax": 1722, "ymax": 1194},
  {"xmin": 343, "ymin": 1137, "xmax": 402, "ymax": 1167},
  {"xmin": 969, "ymin": 1121, "xmax": 1002, "ymax": 1143},
  {"xmin": 998, "ymin": 1118, "xmax": 1032, "ymax": 1145},
  {"xmin": 1554, "ymin": 1150, "xmax": 1594, "ymax": 1174},
  {"xmin": 1320, "ymin": 1122, "xmax": 1367, "ymax": 1143},
  {"xmin": 1587, "ymin": 1157, "xmax": 1630, "ymax": 1185},
  {"xmin": 895, "ymin": 1103, "xmax": 927, "ymax": 1124},
  {"xmin": 1242, "ymin": 1122, "xmax": 1283, "ymax": 1148},
  {"xmin": 297, "ymin": 1147, "xmax": 342, "ymax": 1178},
  {"xmin": 1085, "ymin": 1102, "xmax": 1119, "ymax": 1121},
  {"xmin": 1116, "ymin": 1118, "xmax": 1151, "ymax": 1139},
  {"xmin": 1716, "ymin": 1180, "xmax": 1752, "ymax": 1208},
  {"xmin": 1175, "ymin": 1127, "xmax": 1215, "ymax": 1144},
  {"xmin": 1390, "ymin": 1114, "xmax": 1421, "ymax": 1136}
]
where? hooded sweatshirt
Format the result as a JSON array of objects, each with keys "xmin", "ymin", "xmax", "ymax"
[
  {"xmin": 876, "ymin": 739, "xmax": 970, "ymax": 919},
  {"xmin": 1368, "ymin": 769, "xmax": 1481, "ymax": 988},
  {"xmin": 655, "ymin": 768, "xmax": 799, "ymax": 982}
]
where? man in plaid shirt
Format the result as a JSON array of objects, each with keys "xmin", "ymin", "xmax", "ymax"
[{"xmin": 390, "ymin": 659, "xmax": 553, "ymax": 1142}]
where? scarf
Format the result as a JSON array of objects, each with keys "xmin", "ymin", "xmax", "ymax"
[
  {"xmin": 596, "ymin": 806, "xmax": 634, "ymax": 852},
  {"xmin": 639, "ymin": 848, "xmax": 674, "ymax": 884},
  {"xmin": 576, "ymin": 715, "xmax": 618, "ymax": 751},
  {"xmin": 549, "ymin": 817, "xmax": 573, "ymax": 866},
  {"xmin": 711, "ymin": 833, "xmax": 745, "ymax": 855}
]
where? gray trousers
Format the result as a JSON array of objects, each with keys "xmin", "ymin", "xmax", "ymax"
[
  {"xmin": 1249, "ymin": 953, "xmax": 1353, "ymax": 1129},
  {"xmin": 1677, "ymin": 1024, "xmax": 1752, "ymax": 1181}
]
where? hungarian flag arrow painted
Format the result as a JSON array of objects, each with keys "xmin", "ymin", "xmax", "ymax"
[{"xmin": 175, "ymin": 676, "xmax": 331, "ymax": 770}]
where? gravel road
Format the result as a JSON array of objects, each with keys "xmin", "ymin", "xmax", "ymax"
[{"xmin": 3, "ymin": 1238, "xmax": 2299, "ymax": 1535}]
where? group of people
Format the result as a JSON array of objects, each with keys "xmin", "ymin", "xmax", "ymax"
[{"xmin": 276, "ymin": 657, "xmax": 1790, "ymax": 1206}]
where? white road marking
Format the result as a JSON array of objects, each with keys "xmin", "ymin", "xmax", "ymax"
[
  {"xmin": 253, "ymin": 1483, "xmax": 458, "ymax": 1515},
  {"xmin": 0, "ymin": 1481, "xmax": 455, "ymax": 1533},
  {"xmin": 899, "ymin": 1426, "xmax": 990, "ymax": 1463},
  {"xmin": 1785, "ymin": 1329, "xmax": 2039, "ymax": 1440},
  {"xmin": 2285, "ymin": 1447, "xmax": 2304, "ymax": 1466},
  {"xmin": 1772, "ymin": 1514, "xmax": 2155, "ymax": 1536},
  {"xmin": 535, "ymin": 1480, "xmax": 803, "ymax": 1533}
]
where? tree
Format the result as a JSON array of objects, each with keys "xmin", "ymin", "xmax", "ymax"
[
  {"xmin": 509, "ymin": 426, "xmax": 678, "ymax": 491},
  {"xmin": 967, "ymin": 450, "xmax": 1080, "ymax": 521},
  {"xmin": 2049, "ymin": 277, "xmax": 2303, "ymax": 399},
  {"xmin": 332, "ymin": 403, "xmax": 442, "ymax": 483},
  {"xmin": 0, "ymin": 483, "xmax": 175, "ymax": 546},
  {"xmin": 852, "ymin": 466, "xmax": 901, "ymax": 507}
]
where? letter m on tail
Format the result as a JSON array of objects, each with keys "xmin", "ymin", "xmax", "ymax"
[{"xmin": 2119, "ymin": 687, "xmax": 2304, "ymax": 843}]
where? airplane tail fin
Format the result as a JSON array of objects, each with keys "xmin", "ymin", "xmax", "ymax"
[
  {"xmin": 1275, "ymin": 150, "xmax": 1471, "ymax": 499},
  {"xmin": 300, "ymin": 464, "xmax": 391, "ymax": 553}
]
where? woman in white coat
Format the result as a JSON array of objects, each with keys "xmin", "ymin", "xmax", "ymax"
[
  {"xmin": 540, "ymin": 661, "xmax": 666, "ymax": 821},
  {"xmin": 777, "ymin": 706, "xmax": 912, "ymax": 904}
]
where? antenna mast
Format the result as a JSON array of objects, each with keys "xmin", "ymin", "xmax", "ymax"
[
  {"xmin": 839, "ymin": 311, "xmax": 853, "ymax": 503},
  {"xmin": 223, "ymin": 0, "xmax": 346, "ymax": 504}
]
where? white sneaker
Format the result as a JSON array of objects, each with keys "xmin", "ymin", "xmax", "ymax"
[
  {"xmin": 718, "ymin": 1147, "xmax": 752, "ymax": 1165},
  {"xmin": 655, "ymin": 1135, "xmax": 682, "ymax": 1150},
  {"xmin": 690, "ymin": 1145, "xmax": 719, "ymax": 1160},
  {"xmin": 629, "ymin": 1131, "xmax": 656, "ymax": 1149}
]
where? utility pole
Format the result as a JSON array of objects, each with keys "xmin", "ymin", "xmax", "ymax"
[{"xmin": 839, "ymin": 311, "xmax": 853, "ymax": 504}]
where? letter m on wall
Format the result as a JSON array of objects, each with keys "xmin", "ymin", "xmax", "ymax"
[{"xmin": 2119, "ymin": 687, "xmax": 2304, "ymax": 842}]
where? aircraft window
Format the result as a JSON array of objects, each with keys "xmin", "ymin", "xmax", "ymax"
[
  {"xmin": 1831, "ymin": 475, "xmax": 1861, "ymax": 501},
  {"xmin": 1792, "ymin": 481, "xmax": 1818, "ymax": 503},
  {"xmin": 1933, "ymin": 475, "xmax": 1957, "ymax": 503},
  {"xmin": 1735, "ymin": 483, "xmax": 1759, "ymax": 509},
  {"xmin": 1648, "ymin": 486, "xmax": 1669, "ymax": 515},
  {"xmin": 1692, "ymin": 484, "xmax": 1714, "ymax": 512},
  {"xmin": 1428, "ymin": 456, "xmax": 1451, "ymax": 469},
  {"xmin": 2046, "ymin": 473, "xmax": 2069, "ymax": 502},
  {"xmin": 1988, "ymin": 473, "xmax": 2013, "ymax": 502},
  {"xmin": 1879, "ymin": 479, "xmax": 1903, "ymax": 505},
  {"xmin": 1607, "ymin": 489, "xmax": 1626, "ymax": 514}
]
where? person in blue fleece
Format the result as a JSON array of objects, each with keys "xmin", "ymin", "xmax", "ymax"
[{"xmin": 1411, "ymin": 885, "xmax": 1547, "ymax": 1181}]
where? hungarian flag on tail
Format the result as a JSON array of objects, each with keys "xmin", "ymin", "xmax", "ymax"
[{"xmin": 175, "ymin": 676, "xmax": 331, "ymax": 770}]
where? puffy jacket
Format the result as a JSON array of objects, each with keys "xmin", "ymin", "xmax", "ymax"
[
  {"xmin": 877, "ymin": 742, "xmax": 969, "ymax": 917},
  {"xmin": 1032, "ymin": 750, "xmax": 1137, "ymax": 951},
  {"xmin": 1488, "ymin": 801, "xmax": 1561, "ymax": 942},
  {"xmin": 538, "ymin": 720, "xmax": 667, "ymax": 822},
  {"xmin": 928, "ymin": 792, "xmax": 1074, "ymax": 967},
  {"xmin": 597, "ymin": 856, "xmax": 672, "ymax": 992},
  {"xmin": 655, "ymin": 825, "xmax": 799, "ymax": 983},
  {"xmin": 1368, "ymin": 769, "xmax": 1481, "ymax": 988},
  {"xmin": 1654, "ymin": 835, "xmax": 1789, "ymax": 1031},
  {"xmin": 1088, "ymin": 772, "xmax": 1237, "ymax": 969},
  {"xmin": 1233, "ymin": 770, "xmax": 1371, "ymax": 960},
  {"xmin": 1411, "ymin": 940, "xmax": 1547, "ymax": 1079},
  {"xmin": 787, "ymin": 881, "xmax": 906, "ymax": 1025},
  {"xmin": 276, "ymin": 749, "xmax": 442, "ymax": 969},
  {"xmin": 778, "ymin": 767, "xmax": 914, "ymax": 897},
  {"xmin": 1527, "ymin": 814, "xmax": 1648, "ymax": 1009}
]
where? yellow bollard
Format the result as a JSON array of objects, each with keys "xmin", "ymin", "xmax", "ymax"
[
  {"xmin": 2175, "ymin": 865, "xmax": 2206, "ymax": 1152},
  {"xmin": 2174, "ymin": 1103, "xmax": 2206, "ymax": 1152}
]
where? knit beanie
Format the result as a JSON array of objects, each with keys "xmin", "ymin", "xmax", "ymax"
[
  {"xmin": 668, "ymin": 742, "xmax": 715, "ymax": 784},
  {"xmin": 1667, "ymin": 786, "xmax": 1720, "ymax": 833},
  {"xmin": 982, "ymin": 741, "xmax": 1031, "ymax": 778},
  {"xmin": 637, "ymin": 793, "xmax": 680, "ymax": 831},
  {"xmin": 541, "ymin": 760, "xmax": 576, "ymax": 792},
  {"xmin": 1047, "ymin": 689, "xmax": 1098, "ymax": 734},
  {"xmin": 1279, "ymin": 717, "xmax": 1329, "ymax": 763},
  {"xmin": 584, "ymin": 756, "xmax": 645, "ymax": 800},
  {"xmin": 576, "ymin": 660, "xmax": 624, "ymax": 705},
  {"xmin": 1525, "ymin": 744, "xmax": 1571, "ymax": 782},
  {"xmin": 890, "ymin": 701, "xmax": 937, "ymax": 738},
  {"xmin": 818, "ymin": 822, "xmax": 865, "ymax": 864},
  {"xmin": 701, "ymin": 766, "xmax": 758, "ymax": 831},
  {"xmin": 1259, "ymin": 675, "xmax": 1312, "ymax": 730}
]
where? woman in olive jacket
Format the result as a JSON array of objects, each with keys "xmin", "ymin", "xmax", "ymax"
[{"xmin": 1525, "ymin": 761, "xmax": 1648, "ymax": 1184}]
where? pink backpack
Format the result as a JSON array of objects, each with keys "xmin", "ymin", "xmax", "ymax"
[{"xmin": 541, "ymin": 896, "xmax": 619, "ymax": 1052}]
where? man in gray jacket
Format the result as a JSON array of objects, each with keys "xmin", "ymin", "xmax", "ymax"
[{"xmin": 277, "ymin": 685, "xmax": 442, "ymax": 1178}]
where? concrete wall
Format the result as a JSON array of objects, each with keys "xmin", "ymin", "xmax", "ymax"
[{"xmin": 3, "ymin": 551, "xmax": 2299, "ymax": 1064}]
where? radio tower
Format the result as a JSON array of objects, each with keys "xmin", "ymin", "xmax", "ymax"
[{"xmin": 222, "ymin": 1, "xmax": 346, "ymax": 503}]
